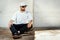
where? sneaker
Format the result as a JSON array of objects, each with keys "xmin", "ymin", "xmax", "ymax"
[{"xmin": 12, "ymin": 34, "xmax": 22, "ymax": 39}]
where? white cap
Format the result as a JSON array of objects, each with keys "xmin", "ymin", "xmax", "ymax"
[{"xmin": 20, "ymin": 2, "xmax": 27, "ymax": 6}]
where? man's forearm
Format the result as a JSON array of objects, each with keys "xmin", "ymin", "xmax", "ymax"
[{"xmin": 8, "ymin": 20, "xmax": 14, "ymax": 28}]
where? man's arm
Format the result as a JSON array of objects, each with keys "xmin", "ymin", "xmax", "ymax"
[
  {"xmin": 8, "ymin": 13, "xmax": 16, "ymax": 28},
  {"xmin": 8, "ymin": 20, "xmax": 14, "ymax": 28},
  {"xmin": 27, "ymin": 20, "xmax": 33, "ymax": 28}
]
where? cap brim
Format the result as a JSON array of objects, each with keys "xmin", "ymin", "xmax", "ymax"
[{"xmin": 20, "ymin": 5, "xmax": 27, "ymax": 7}]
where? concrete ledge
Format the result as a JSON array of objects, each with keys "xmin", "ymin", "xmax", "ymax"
[{"xmin": 35, "ymin": 30, "xmax": 60, "ymax": 40}]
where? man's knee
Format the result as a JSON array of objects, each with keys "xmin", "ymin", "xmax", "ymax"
[{"xmin": 10, "ymin": 24, "xmax": 15, "ymax": 30}]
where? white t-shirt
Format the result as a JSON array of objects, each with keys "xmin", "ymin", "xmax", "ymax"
[{"xmin": 11, "ymin": 11, "xmax": 33, "ymax": 24}]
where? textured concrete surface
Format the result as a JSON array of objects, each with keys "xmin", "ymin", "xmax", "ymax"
[
  {"xmin": 0, "ymin": 27, "xmax": 60, "ymax": 40},
  {"xmin": 34, "ymin": 0, "xmax": 60, "ymax": 27},
  {"xmin": 35, "ymin": 30, "xmax": 60, "ymax": 40}
]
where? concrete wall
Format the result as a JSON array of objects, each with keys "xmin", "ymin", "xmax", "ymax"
[
  {"xmin": 34, "ymin": 0, "xmax": 60, "ymax": 27},
  {"xmin": 0, "ymin": 0, "xmax": 60, "ymax": 27},
  {"xmin": 0, "ymin": 0, "xmax": 33, "ymax": 28}
]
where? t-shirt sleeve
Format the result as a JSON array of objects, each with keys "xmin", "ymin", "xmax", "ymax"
[
  {"xmin": 28, "ymin": 12, "xmax": 33, "ymax": 21},
  {"xmin": 11, "ymin": 13, "xmax": 16, "ymax": 21}
]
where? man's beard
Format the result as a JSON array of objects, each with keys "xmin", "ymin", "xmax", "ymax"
[
  {"xmin": 22, "ymin": 9, "xmax": 25, "ymax": 11},
  {"xmin": 21, "ymin": 9, "xmax": 25, "ymax": 11}
]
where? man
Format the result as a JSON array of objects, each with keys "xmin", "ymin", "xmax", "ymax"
[{"xmin": 8, "ymin": 2, "xmax": 33, "ymax": 39}]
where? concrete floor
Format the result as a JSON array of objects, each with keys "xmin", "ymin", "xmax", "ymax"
[
  {"xmin": 0, "ymin": 27, "xmax": 34, "ymax": 40},
  {"xmin": 0, "ymin": 27, "xmax": 60, "ymax": 40}
]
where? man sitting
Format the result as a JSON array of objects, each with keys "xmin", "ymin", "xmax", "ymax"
[{"xmin": 8, "ymin": 2, "xmax": 33, "ymax": 39}]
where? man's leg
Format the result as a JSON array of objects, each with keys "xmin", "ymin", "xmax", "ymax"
[
  {"xmin": 10, "ymin": 24, "xmax": 18, "ymax": 35},
  {"xmin": 19, "ymin": 24, "xmax": 33, "ymax": 34},
  {"xmin": 10, "ymin": 24, "xmax": 22, "ymax": 39}
]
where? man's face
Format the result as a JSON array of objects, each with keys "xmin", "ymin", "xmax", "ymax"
[{"xmin": 20, "ymin": 6, "xmax": 26, "ymax": 11}]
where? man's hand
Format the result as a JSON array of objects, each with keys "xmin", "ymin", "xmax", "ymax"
[
  {"xmin": 27, "ymin": 20, "xmax": 33, "ymax": 28},
  {"xmin": 27, "ymin": 23, "xmax": 32, "ymax": 28}
]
